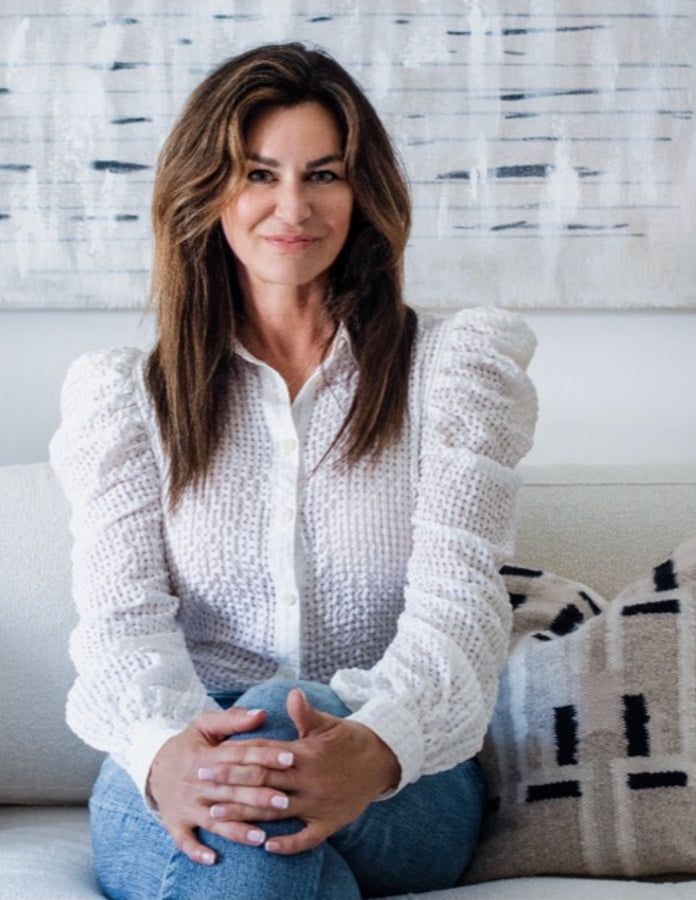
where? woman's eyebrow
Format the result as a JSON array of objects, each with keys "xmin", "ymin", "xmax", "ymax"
[{"xmin": 246, "ymin": 152, "xmax": 344, "ymax": 170}]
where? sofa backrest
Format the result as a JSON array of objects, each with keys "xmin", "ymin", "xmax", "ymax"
[
  {"xmin": 2, "ymin": 461, "xmax": 696, "ymax": 805},
  {"xmin": 516, "ymin": 465, "xmax": 696, "ymax": 599},
  {"xmin": 0, "ymin": 463, "xmax": 103, "ymax": 804}
]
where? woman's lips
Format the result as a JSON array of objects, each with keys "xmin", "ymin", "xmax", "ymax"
[{"xmin": 264, "ymin": 235, "xmax": 317, "ymax": 252}]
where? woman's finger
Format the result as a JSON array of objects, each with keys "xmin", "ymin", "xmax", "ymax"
[
  {"xmin": 204, "ymin": 784, "xmax": 291, "ymax": 818},
  {"xmin": 197, "ymin": 748, "xmax": 296, "ymax": 785}
]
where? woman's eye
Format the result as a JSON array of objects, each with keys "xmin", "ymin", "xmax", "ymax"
[
  {"xmin": 309, "ymin": 170, "xmax": 340, "ymax": 184},
  {"xmin": 247, "ymin": 169, "xmax": 274, "ymax": 184}
]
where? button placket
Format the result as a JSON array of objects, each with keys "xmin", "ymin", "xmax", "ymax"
[{"xmin": 259, "ymin": 373, "xmax": 303, "ymax": 679}]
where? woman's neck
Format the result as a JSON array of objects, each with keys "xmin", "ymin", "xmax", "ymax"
[{"xmin": 237, "ymin": 282, "xmax": 337, "ymax": 400}]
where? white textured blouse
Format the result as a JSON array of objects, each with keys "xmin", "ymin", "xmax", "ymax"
[{"xmin": 50, "ymin": 307, "xmax": 537, "ymax": 799}]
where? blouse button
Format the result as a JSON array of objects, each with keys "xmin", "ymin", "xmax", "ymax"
[
  {"xmin": 282, "ymin": 507, "xmax": 295, "ymax": 523},
  {"xmin": 281, "ymin": 592, "xmax": 298, "ymax": 606},
  {"xmin": 281, "ymin": 438, "xmax": 297, "ymax": 454}
]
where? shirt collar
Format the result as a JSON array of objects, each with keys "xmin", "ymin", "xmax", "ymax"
[{"xmin": 233, "ymin": 321, "xmax": 356, "ymax": 375}]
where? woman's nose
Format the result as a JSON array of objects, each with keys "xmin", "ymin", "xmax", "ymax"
[{"xmin": 275, "ymin": 180, "xmax": 311, "ymax": 224}]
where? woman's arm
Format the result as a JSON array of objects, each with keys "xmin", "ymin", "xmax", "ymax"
[
  {"xmin": 330, "ymin": 307, "xmax": 538, "ymax": 790},
  {"xmin": 50, "ymin": 348, "xmax": 218, "ymax": 796}
]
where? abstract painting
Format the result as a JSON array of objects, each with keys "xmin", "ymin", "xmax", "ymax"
[{"xmin": 1, "ymin": 0, "xmax": 694, "ymax": 309}]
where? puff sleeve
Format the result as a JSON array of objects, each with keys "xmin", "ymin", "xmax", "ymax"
[
  {"xmin": 49, "ymin": 349, "xmax": 216, "ymax": 797},
  {"xmin": 330, "ymin": 308, "xmax": 537, "ymax": 790}
]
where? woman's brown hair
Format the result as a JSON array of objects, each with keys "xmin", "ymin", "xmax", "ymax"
[{"xmin": 145, "ymin": 42, "xmax": 416, "ymax": 505}]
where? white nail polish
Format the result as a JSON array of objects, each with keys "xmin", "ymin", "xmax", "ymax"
[
  {"xmin": 210, "ymin": 805, "xmax": 224, "ymax": 819},
  {"xmin": 271, "ymin": 794, "xmax": 289, "ymax": 810},
  {"xmin": 247, "ymin": 829, "xmax": 266, "ymax": 844},
  {"xmin": 278, "ymin": 751, "xmax": 294, "ymax": 766}
]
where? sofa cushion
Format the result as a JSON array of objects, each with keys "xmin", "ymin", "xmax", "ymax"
[
  {"xmin": 0, "ymin": 806, "xmax": 100, "ymax": 899},
  {"xmin": 466, "ymin": 538, "xmax": 696, "ymax": 882},
  {"xmin": 0, "ymin": 463, "xmax": 103, "ymax": 803}
]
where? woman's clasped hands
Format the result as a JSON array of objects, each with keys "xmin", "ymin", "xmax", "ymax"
[{"xmin": 147, "ymin": 687, "xmax": 401, "ymax": 865}]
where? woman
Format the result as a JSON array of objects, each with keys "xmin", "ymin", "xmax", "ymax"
[{"xmin": 50, "ymin": 42, "xmax": 537, "ymax": 900}]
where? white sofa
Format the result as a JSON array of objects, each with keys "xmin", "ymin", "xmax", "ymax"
[{"xmin": 2, "ymin": 461, "xmax": 696, "ymax": 900}]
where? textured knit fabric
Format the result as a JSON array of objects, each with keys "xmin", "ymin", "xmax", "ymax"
[{"xmin": 49, "ymin": 306, "xmax": 537, "ymax": 798}]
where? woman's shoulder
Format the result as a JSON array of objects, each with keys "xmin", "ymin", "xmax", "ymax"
[
  {"xmin": 414, "ymin": 305, "xmax": 536, "ymax": 371},
  {"xmin": 49, "ymin": 347, "xmax": 158, "ymax": 516},
  {"xmin": 58, "ymin": 346, "xmax": 149, "ymax": 419},
  {"xmin": 50, "ymin": 347, "xmax": 154, "ymax": 490}
]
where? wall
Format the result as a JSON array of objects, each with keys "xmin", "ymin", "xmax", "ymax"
[{"xmin": 3, "ymin": 308, "xmax": 695, "ymax": 468}]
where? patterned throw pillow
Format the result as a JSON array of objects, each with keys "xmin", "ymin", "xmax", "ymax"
[{"xmin": 464, "ymin": 537, "xmax": 696, "ymax": 882}]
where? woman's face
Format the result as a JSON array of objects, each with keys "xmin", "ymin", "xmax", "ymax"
[{"xmin": 220, "ymin": 101, "xmax": 354, "ymax": 297}]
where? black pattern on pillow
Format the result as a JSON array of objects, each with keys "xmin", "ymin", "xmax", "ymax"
[{"xmin": 465, "ymin": 539, "xmax": 696, "ymax": 882}]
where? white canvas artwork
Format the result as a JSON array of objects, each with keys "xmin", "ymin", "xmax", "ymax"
[{"xmin": 1, "ymin": 0, "xmax": 694, "ymax": 310}]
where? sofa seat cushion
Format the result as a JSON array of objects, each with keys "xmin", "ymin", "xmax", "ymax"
[
  {"xmin": 0, "ymin": 807, "xmax": 694, "ymax": 900},
  {"xmin": 0, "ymin": 806, "xmax": 101, "ymax": 900}
]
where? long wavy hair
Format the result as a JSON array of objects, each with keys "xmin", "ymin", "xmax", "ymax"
[{"xmin": 145, "ymin": 42, "xmax": 416, "ymax": 506}]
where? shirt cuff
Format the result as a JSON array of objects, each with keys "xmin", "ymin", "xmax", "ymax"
[
  {"xmin": 125, "ymin": 719, "xmax": 190, "ymax": 809},
  {"xmin": 344, "ymin": 696, "xmax": 424, "ymax": 795}
]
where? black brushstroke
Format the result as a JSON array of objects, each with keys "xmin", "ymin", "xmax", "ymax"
[
  {"xmin": 111, "ymin": 117, "xmax": 152, "ymax": 125},
  {"xmin": 395, "ymin": 19, "xmax": 410, "ymax": 24},
  {"xmin": 90, "ymin": 62, "xmax": 143, "ymax": 71},
  {"xmin": 492, "ymin": 220, "xmax": 535, "ymax": 231},
  {"xmin": 502, "ymin": 88, "xmax": 601, "ymax": 102},
  {"xmin": 438, "ymin": 165, "xmax": 556, "ymax": 181},
  {"xmin": 508, "ymin": 592, "xmax": 526, "ymax": 609},
  {"xmin": 0, "ymin": 214, "xmax": 10, "ymax": 220},
  {"xmin": 447, "ymin": 25, "xmax": 604, "ymax": 37},
  {"xmin": 498, "ymin": 164, "xmax": 554, "ymax": 178},
  {"xmin": 660, "ymin": 110, "xmax": 693, "ymax": 120},
  {"xmin": 179, "ymin": 39, "xmax": 193, "ymax": 45},
  {"xmin": 0, "ymin": 88, "xmax": 9, "ymax": 95},
  {"xmin": 0, "ymin": 164, "xmax": 31, "ymax": 172},
  {"xmin": 213, "ymin": 14, "xmax": 256, "ymax": 20},
  {"xmin": 94, "ymin": 17, "xmax": 139, "ymax": 27},
  {"xmin": 309, "ymin": 16, "xmax": 332, "ymax": 22},
  {"xmin": 92, "ymin": 160, "xmax": 150, "ymax": 173},
  {"xmin": 115, "ymin": 214, "xmax": 139, "ymax": 222},
  {"xmin": 566, "ymin": 223, "xmax": 629, "ymax": 231},
  {"xmin": 437, "ymin": 170, "xmax": 470, "ymax": 181}
]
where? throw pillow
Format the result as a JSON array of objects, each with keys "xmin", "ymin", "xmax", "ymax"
[{"xmin": 464, "ymin": 537, "xmax": 696, "ymax": 882}]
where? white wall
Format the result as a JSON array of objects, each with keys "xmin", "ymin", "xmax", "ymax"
[{"xmin": 2, "ymin": 308, "xmax": 695, "ymax": 468}]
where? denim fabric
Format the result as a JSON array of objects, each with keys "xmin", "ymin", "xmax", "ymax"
[{"xmin": 90, "ymin": 680, "xmax": 485, "ymax": 900}]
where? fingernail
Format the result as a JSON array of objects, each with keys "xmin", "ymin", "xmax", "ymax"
[
  {"xmin": 246, "ymin": 708, "xmax": 263, "ymax": 717},
  {"xmin": 278, "ymin": 751, "xmax": 294, "ymax": 766},
  {"xmin": 198, "ymin": 767, "xmax": 215, "ymax": 780},
  {"xmin": 247, "ymin": 829, "xmax": 266, "ymax": 844},
  {"xmin": 200, "ymin": 850, "xmax": 216, "ymax": 865},
  {"xmin": 271, "ymin": 794, "xmax": 289, "ymax": 810},
  {"xmin": 209, "ymin": 805, "xmax": 225, "ymax": 819},
  {"xmin": 265, "ymin": 840, "xmax": 281, "ymax": 853}
]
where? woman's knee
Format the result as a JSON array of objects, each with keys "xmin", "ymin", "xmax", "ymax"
[{"xmin": 231, "ymin": 679, "xmax": 350, "ymax": 742}]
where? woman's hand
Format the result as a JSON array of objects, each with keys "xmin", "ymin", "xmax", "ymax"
[
  {"xmin": 199, "ymin": 688, "xmax": 402, "ymax": 856},
  {"xmin": 147, "ymin": 706, "xmax": 296, "ymax": 866}
]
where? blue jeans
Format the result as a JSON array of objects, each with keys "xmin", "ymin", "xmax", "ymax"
[{"xmin": 90, "ymin": 680, "xmax": 485, "ymax": 900}]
